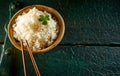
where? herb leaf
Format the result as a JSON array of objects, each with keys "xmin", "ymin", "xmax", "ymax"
[
  {"xmin": 42, "ymin": 21, "xmax": 47, "ymax": 25},
  {"xmin": 38, "ymin": 15, "xmax": 50, "ymax": 25}
]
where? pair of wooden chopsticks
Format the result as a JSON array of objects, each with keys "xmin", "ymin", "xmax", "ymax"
[{"xmin": 20, "ymin": 40, "xmax": 41, "ymax": 76}]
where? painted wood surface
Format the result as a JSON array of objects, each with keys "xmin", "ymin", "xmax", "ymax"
[
  {"xmin": 1, "ymin": 45, "xmax": 120, "ymax": 76},
  {"xmin": 0, "ymin": 0, "xmax": 120, "ymax": 76},
  {"xmin": 0, "ymin": 0, "xmax": 120, "ymax": 44}
]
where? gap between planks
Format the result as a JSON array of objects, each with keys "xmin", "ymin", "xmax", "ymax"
[
  {"xmin": 59, "ymin": 43, "xmax": 120, "ymax": 47},
  {"xmin": 1, "ymin": 40, "xmax": 120, "ymax": 47}
]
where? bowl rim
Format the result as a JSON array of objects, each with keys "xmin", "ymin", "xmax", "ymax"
[{"xmin": 8, "ymin": 5, "xmax": 65, "ymax": 53}]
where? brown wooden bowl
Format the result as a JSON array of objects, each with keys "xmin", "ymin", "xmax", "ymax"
[{"xmin": 8, "ymin": 5, "xmax": 65, "ymax": 53}]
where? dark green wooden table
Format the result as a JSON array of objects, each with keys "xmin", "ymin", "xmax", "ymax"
[{"xmin": 0, "ymin": 0, "xmax": 120, "ymax": 76}]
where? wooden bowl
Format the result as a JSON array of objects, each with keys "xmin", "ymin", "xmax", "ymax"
[{"xmin": 8, "ymin": 5, "xmax": 65, "ymax": 53}]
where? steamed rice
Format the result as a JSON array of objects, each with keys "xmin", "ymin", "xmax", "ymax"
[{"xmin": 13, "ymin": 7, "xmax": 59, "ymax": 51}]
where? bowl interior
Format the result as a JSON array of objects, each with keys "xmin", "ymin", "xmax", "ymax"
[{"xmin": 8, "ymin": 5, "xmax": 65, "ymax": 53}]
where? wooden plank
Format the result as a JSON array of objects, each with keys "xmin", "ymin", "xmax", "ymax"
[
  {"xmin": 0, "ymin": 0, "xmax": 9, "ymax": 41},
  {"xmin": 0, "ymin": 0, "xmax": 120, "ymax": 44},
  {"xmin": 55, "ymin": 0, "xmax": 120, "ymax": 44},
  {"xmin": 1, "ymin": 46, "xmax": 120, "ymax": 76}
]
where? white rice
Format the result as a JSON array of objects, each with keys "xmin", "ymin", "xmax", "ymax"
[{"xmin": 13, "ymin": 7, "xmax": 59, "ymax": 51}]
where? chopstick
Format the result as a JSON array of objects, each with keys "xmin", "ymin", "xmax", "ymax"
[
  {"xmin": 20, "ymin": 40, "xmax": 41, "ymax": 76},
  {"xmin": 25, "ymin": 40, "xmax": 41, "ymax": 76},
  {"xmin": 20, "ymin": 40, "xmax": 27, "ymax": 76}
]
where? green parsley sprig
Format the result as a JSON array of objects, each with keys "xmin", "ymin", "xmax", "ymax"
[{"xmin": 38, "ymin": 14, "xmax": 50, "ymax": 25}]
